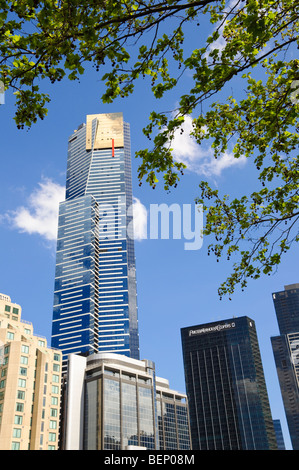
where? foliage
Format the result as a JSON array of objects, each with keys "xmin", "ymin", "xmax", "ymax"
[{"xmin": 1, "ymin": 0, "xmax": 299, "ymax": 297}]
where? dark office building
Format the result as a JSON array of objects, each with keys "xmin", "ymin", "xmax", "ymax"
[
  {"xmin": 272, "ymin": 283, "xmax": 299, "ymax": 335},
  {"xmin": 181, "ymin": 316, "xmax": 277, "ymax": 450},
  {"xmin": 273, "ymin": 419, "xmax": 286, "ymax": 450},
  {"xmin": 271, "ymin": 283, "xmax": 299, "ymax": 450}
]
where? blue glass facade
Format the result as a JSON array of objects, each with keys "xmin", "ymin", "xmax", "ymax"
[
  {"xmin": 181, "ymin": 317, "xmax": 277, "ymax": 450},
  {"xmin": 51, "ymin": 113, "xmax": 139, "ymax": 365}
]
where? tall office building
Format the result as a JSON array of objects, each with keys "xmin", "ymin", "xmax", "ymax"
[
  {"xmin": 271, "ymin": 283, "xmax": 299, "ymax": 449},
  {"xmin": 181, "ymin": 316, "xmax": 277, "ymax": 450},
  {"xmin": 62, "ymin": 353, "xmax": 191, "ymax": 450},
  {"xmin": 51, "ymin": 113, "xmax": 139, "ymax": 367},
  {"xmin": 0, "ymin": 294, "xmax": 62, "ymax": 450},
  {"xmin": 273, "ymin": 419, "xmax": 286, "ymax": 450}
]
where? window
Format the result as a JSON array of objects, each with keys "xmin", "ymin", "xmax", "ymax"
[
  {"xmin": 4, "ymin": 305, "xmax": 10, "ymax": 312},
  {"xmin": 53, "ymin": 353, "xmax": 60, "ymax": 362},
  {"xmin": 19, "ymin": 367, "xmax": 27, "ymax": 376},
  {"xmin": 51, "ymin": 397, "xmax": 58, "ymax": 405},
  {"xmin": 13, "ymin": 428, "xmax": 21, "ymax": 438},
  {"xmin": 16, "ymin": 403, "xmax": 24, "ymax": 412},
  {"xmin": 21, "ymin": 345, "xmax": 29, "ymax": 354},
  {"xmin": 17, "ymin": 390, "xmax": 25, "ymax": 400},
  {"xmin": 50, "ymin": 420, "xmax": 57, "ymax": 429},
  {"xmin": 38, "ymin": 340, "xmax": 45, "ymax": 347},
  {"xmin": 48, "ymin": 445, "xmax": 55, "ymax": 450},
  {"xmin": 52, "ymin": 374, "xmax": 59, "ymax": 383},
  {"xmin": 14, "ymin": 415, "xmax": 23, "ymax": 425},
  {"xmin": 18, "ymin": 379, "xmax": 26, "ymax": 388},
  {"xmin": 11, "ymin": 442, "xmax": 20, "ymax": 450},
  {"xmin": 12, "ymin": 308, "xmax": 19, "ymax": 315},
  {"xmin": 24, "ymin": 328, "xmax": 31, "ymax": 335},
  {"xmin": 52, "ymin": 385, "xmax": 59, "ymax": 394},
  {"xmin": 0, "ymin": 380, "xmax": 6, "ymax": 389},
  {"xmin": 53, "ymin": 363, "xmax": 60, "ymax": 372},
  {"xmin": 20, "ymin": 356, "xmax": 28, "ymax": 365},
  {"xmin": 50, "ymin": 408, "xmax": 57, "ymax": 417},
  {"xmin": 49, "ymin": 432, "xmax": 56, "ymax": 442},
  {"xmin": 7, "ymin": 332, "xmax": 14, "ymax": 340}
]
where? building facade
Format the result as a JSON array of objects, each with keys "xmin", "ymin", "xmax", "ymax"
[
  {"xmin": 181, "ymin": 316, "xmax": 277, "ymax": 450},
  {"xmin": 271, "ymin": 283, "xmax": 299, "ymax": 450},
  {"xmin": 0, "ymin": 294, "xmax": 62, "ymax": 450},
  {"xmin": 51, "ymin": 113, "xmax": 139, "ymax": 368},
  {"xmin": 63, "ymin": 353, "xmax": 191, "ymax": 450},
  {"xmin": 273, "ymin": 419, "xmax": 286, "ymax": 450}
]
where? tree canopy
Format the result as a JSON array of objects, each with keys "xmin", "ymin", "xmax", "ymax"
[{"xmin": 1, "ymin": 0, "xmax": 299, "ymax": 297}]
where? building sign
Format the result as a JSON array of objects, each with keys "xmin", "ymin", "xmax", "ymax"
[{"xmin": 189, "ymin": 322, "xmax": 236, "ymax": 336}]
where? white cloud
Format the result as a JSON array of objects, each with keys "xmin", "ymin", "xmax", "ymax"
[
  {"xmin": 6, "ymin": 178, "xmax": 65, "ymax": 242},
  {"xmin": 170, "ymin": 115, "xmax": 246, "ymax": 178},
  {"xmin": 132, "ymin": 197, "xmax": 147, "ymax": 240}
]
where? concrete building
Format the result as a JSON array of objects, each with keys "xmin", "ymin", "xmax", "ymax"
[
  {"xmin": 0, "ymin": 294, "xmax": 62, "ymax": 450},
  {"xmin": 62, "ymin": 353, "xmax": 191, "ymax": 450}
]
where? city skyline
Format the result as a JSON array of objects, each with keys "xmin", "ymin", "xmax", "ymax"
[{"xmin": 0, "ymin": 64, "xmax": 298, "ymax": 448}]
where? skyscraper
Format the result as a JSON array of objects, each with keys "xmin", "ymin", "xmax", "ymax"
[
  {"xmin": 51, "ymin": 113, "xmax": 139, "ymax": 368},
  {"xmin": 181, "ymin": 316, "xmax": 277, "ymax": 450},
  {"xmin": 271, "ymin": 283, "xmax": 299, "ymax": 449}
]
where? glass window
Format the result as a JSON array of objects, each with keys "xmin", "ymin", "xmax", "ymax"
[
  {"xmin": 19, "ymin": 367, "xmax": 27, "ymax": 376},
  {"xmin": 50, "ymin": 420, "xmax": 57, "ymax": 429},
  {"xmin": 17, "ymin": 390, "xmax": 25, "ymax": 400},
  {"xmin": 12, "ymin": 308, "xmax": 19, "ymax": 314},
  {"xmin": 7, "ymin": 332, "xmax": 14, "ymax": 340},
  {"xmin": 49, "ymin": 432, "xmax": 56, "ymax": 442},
  {"xmin": 13, "ymin": 428, "xmax": 21, "ymax": 438},
  {"xmin": 14, "ymin": 415, "xmax": 23, "ymax": 425},
  {"xmin": 103, "ymin": 378, "xmax": 120, "ymax": 450},
  {"xmin": 16, "ymin": 403, "xmax": 24, "ymax": 412},
  {"xmin": 4, "ymin": 305, "xmax": 10, "ymax": 312},
  {"xmin": 52, "ymin": 385, "xmax": 59, "ymax": 394},
  {"xmin": 18, "ymin": 379, "xmax": 26, "ymax": 388},
  {"xmin": 138, "ymin": 387, "xmax": 155, "ymax": 449},
  {"xmin": 11, "ymin": 442, "xmax": 20, "ymax": 450},
  {"xmin": 21, "ymin": 345, "xmax": 29, "ymax": 354},
  {"xmin": 122, "ymin": 381, "xmax": 138, "ymax": 448},
  {"xmin": 20, "ymin": 356, "xmax": 28, "ymax": 365}
]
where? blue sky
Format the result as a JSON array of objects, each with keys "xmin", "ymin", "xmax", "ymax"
[{"xmin": 0, "ymin": 14, "xmax": 298, "ymax": 450}]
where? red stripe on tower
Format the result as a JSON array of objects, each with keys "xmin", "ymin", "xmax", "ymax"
[{"xmin": 112, "ymin": 139, "xmax": 115, "ymax": 157}]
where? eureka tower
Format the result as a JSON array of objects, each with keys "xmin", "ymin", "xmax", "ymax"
[{"xmin": 51, "ymin": 113, "xmax": 139, "ymax": 367}]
